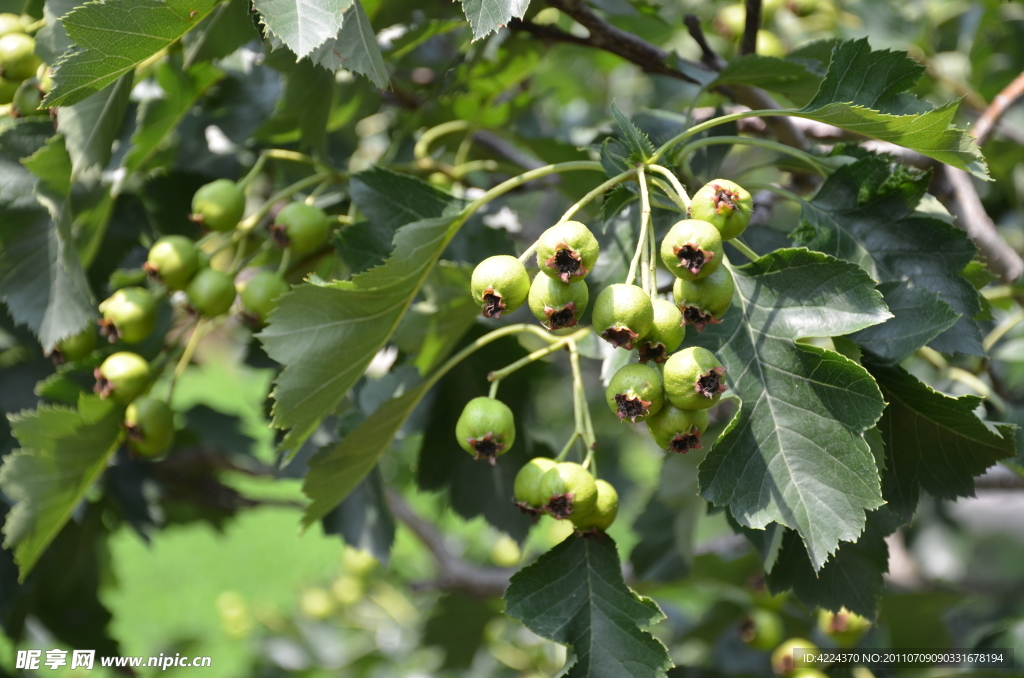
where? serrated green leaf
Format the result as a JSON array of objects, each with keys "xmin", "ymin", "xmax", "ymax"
[
  {"xmin": 793, "ymin": 155, "xmax": 984, "ymax": 356},
  {"xmin": 461, "ymin": 0, "xmax": 529, "ymax": 41},
  {"xmin": 792, "ymin": 39, "xmax": 986, "ymax": 178},
  {"xmin": 123, "ymin": 60, "xmax": 224, "ymax": 173},
  {"xmin": 850, "ymin": 282, "xmax": 958, "ymax": 364},
  {"xmin": 504, "ymin": 534, "xmax": 672, "ymax": 678},
  {"xmin": 326, "ymin": 0, "xmax": 388, "ymax": 88},
  {"xmin": 599, "ymin": 185, "xmax": 635, "ymax": 223},
  {"xmin": 0, "ymin": 124, "xmax": 95, "ymax": 351},
  {"xmin": 711, "ymin": 55, "xmax": 822, "ymax": 107},
  {"xmin": 44, "ymin": 0, "xmax": 221, "ymax": 107},
  {"xmin": 691, "ymin": 249, "xmax": 890, "ymax": 570},
  {"xmin": 258, "ymin": 170, "xmax": 460, "ymax": 452},
  {"xmin": 611, "ymin": 103, "xmax": 654, "ymax": 162},
  {"xmin": 34, "ymin": 0, "xmax": 80, "ymax": 65},
  {"xmin": 320, "ymin": 465, "xmax": 395, "ymax": 565},
  {"xmin": 254, "ymin": 0, "xmax": 350, "ymax": 59},
  {"xmin": 867, "ymin": 362, "xmax": 1016, "ymax": 519},
  {"xmin": 0, "ymin": 394, "xmax": 124, "ymax": 579},
  {"xmin": 56, "ymin": 73, "xmax": 133, "ymax": 179},
  {"xmin": 766, "ymin": 507, "xmax": 900, "ymax": 618}
]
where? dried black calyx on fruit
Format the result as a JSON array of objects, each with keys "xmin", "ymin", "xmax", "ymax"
[
  {"xmin": 673, "ymin": 243, "xmax": 713, "ymax": 276},
  {"xmin": 514, "ymin": 500, "xmax": 545, "ymax": 519},
  {"xmin": 545, "ymin": 244, "xmax": 587, "ymax": 283},
  {"xmin": 696, "ymin": 366, "xmax": 727, "ymax": 399},
  {"xmin": 614, "ymin": 393, "xmax": 651, "ymax": 423},
  {"xmin": 481, "ymin": 286, "xmax": 505, "ymax": 318},
  {"xmin": 545, "ymin": 302, "xmax": 580, "ymax": 330},
  {"xmin": 682, "ymin": 305, "xmax": 720, "ymax": 332},
  {"xmin": 467, "ymin": 433, "xmax": 505, "ymax": 464},
  {"xmin": 638, "ymin": 341, "xmax": 667, "ymax": 364},
  {"xmin": 601, "ymin": 326, "xmax": 639, "ymax": 349},
  {"xmin": 545, "ymin": 493, "xmax": 575, "ymax": 519},
  {"xmin": 668, "ymin": 427, "xmax": 703, "ymax": 454}
]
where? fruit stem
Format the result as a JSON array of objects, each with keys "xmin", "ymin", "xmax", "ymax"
[
  {"xmin": 276, "ymin": 247, "xmax": 292, "ymax": 277},
  {"xmin": 170, "ymin": 318, "xmax": 210, "ymax": 396},
  {"xmin": 518, "ymin": 241, "xmax": 540, "ymax": 264},
  {"xmin": 648, "ymin": 177, "xmax": 688, "ymax": 213},
  {"xmin": 650, "ymin": 109, "xmax": 782, "ymax": 163},
  {"xmin": 465, "ymin": 161, "xmax": 605, "ymax": 217},
  {"xmin": 237, "ymin": 172, "xmax": 334, "ymax": 233},
  {"xmin": 555, "ymin": 432, "xmax": 581, "ymax": 461},
  {"xmin": 229, "ymin": 233, "xmax": 249, "ymax": 273},
  {"xmin": 488, "ymin": 379, "xmax": 500, "ymax": 399},
  {"xmin": 628, "ymin": 165, "xmax": 654, "ymax": 293},
  {"xmin": 983, "ymin": 308, "xmax": 1024, "ymax": 352},
  {"xmin": 487, "ymin": 328, "xmax": 590, "ymax": 383},
  {"xmin": 648, "ymin": 164, "xmax": 691, "ymax": 210},
  {"xmin": 414, "ymin": 120, "xmax": 472, "ymax": 163},
  {"xmin": 557, "ymin": 169, "xmax": 636, "ymax": 223},
  {"xmin": 730, "ymin": 238, "xmax": 759, "ymax": 263},
  {"xmin": 568, "ymin": 341, "xmax": 598, "ymax": 456},
  {"xmin": 742, "ymin": 181, "xmax": 805, "ymax": 206},
  {"xmin": 305, "ymin": 178, "xmax": 333, "ymax": 205},
  {"xmin": 238, "ymin": 150, "xmax": 335, "ymax": 191},
  {"xmin": 676, "ymin": 136, "xmax": 829, "ymax": 177},
  {"xmin": 647, "ymin": 208, "xmax": 658, "ymax": 297}
]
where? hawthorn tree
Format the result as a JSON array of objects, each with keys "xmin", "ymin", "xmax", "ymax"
[{"xmin": 1, "ymin": 0, "xmax": 1023, "ymax": 674}]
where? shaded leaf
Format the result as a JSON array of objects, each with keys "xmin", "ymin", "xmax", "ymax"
[
  {"xmin": 56, "ymin": 74, "xmax": 132, "ymax": 179},
  {"xmin": 850, "ymin": 282, "xmax": 958, "ymax": 364},
  {"xmin": 711, "ymin": 55, "xmax": 822, "ymax": 107},
  {"xmin": 183, "ymin": 0, "xmax": 261, "ymax": 68},
  {"xmin": 504, "ymin": 534, "xmax": 672, "ymax": 678},
  {"xmin": 691, "ymin": 250, "xmax": 890, "ymax": 569},
  {"xmin": 321, "ymin": 466, "xmax": 395, "ymax": 564},
  {"xmin": 323, "ymin": 0, "xmax": 388, "ymax": 88}
]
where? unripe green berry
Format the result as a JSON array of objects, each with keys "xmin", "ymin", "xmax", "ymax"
[
  {"xmin": 663, "ymin": 346, "xmax": 727, "ymax": 410},
  {"xmin": 0, "ymin": 32, "xmax": 39, "ymax": 81},
  {"xmin": 771, "ymin": 638, "xmax": 816, "ymax": 675},
  {"xmin": 756, "ymin": 30, "xmax": 786, "ymax": 58},
  {"xmin": 187, "ymin": 268, "xmax": 236, "ymax": 317},
  {"xmin": 0, "ymin": 74, "xmax": 17, "ymax": 104},
  {"xmin": 455, "ymin": 396, "xmax": 515, "ymax": 463},
  {"xmin": 125, "ymin": 396, "xmax": 174, "ymax": 458},
  {"xmin": 145, "ymin": 235, "xmax": 199, "ymax": 290},
  {"xmin": 715, "ymin": 3, "xmax": 745, "ymax": 39},
  {"xmin": 660, "ymin": 219, "xmax": 723, "ymax": 280},
  {"xmin": 539, "ymin": 462, "xmax": 597, "ymax": 520},
  {"xmin": 190, "ymin": 179, "xmax": 245, "ymax": 232},
  {"xmin": 742, "ymin": 608, "xmax": 785, "ymax": 652},
  {"xmin": 605, "ymin": 363, "xmax": 664, "ymax": 424},
  {"xmin": 0, "ymin": 13, "xmax": 23, "ymax": 37},
  {"xmin": 271, "ymin": 202, "xmax": 330, "ymax": 254},
  {"xmin": 240, "ymin": 271, "xmax": 290, "ymax": 324},
  {"xmin": 673, "ymin": 265, "xmax": 735, "ymax": 332},
  {"xmin": 536, "ymin": 220, "xmax": 600, "ymax": 283},
  {"xmin": 592, "ymin": 283, "xmax": 654, "ymax": 350},
  {"xmin": 54, "ymin": 326, "xmax": 97, "ymax": 363},
  {"xmin": 513, "ymin": 457, "xmax": 558, "ymax": 515},
  {"xmin": 816, "ymin": 608, "xmax": 871, "ymax": 648},
  {"xmin": 94, "ymin": 352, "xmax": 150, "ymax": 403},
  {"xmin": 528, "ymin": 273, "xmax": 589, "ymax": 331},
  {"xmin": 98, "ymin": 287, "xmax": 157, "ymax": 344},
  {"xmin": 471, "ymin": 255, "xmax": 530, "ymax": 318},
  {"xmin": 11, "ymin": 77, "xmax": 43, "ymax": 117},
  {"xmin": 638, "ymin": 299, "xmax": 684, "ymax": 364},
  {"xmin": 690, "ymin": 179, "xmax": 753, "ymax": 240},
  {"xmin": 646, "ymin": 403, "xmax": 708, "ymax": 453},
  {"xmin": 570, "ymin": 479, "xmax": 618, "ymax": 532}
]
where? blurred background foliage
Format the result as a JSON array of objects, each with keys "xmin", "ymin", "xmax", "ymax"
[{"xmin": 1, "ymin": 0, "xmax": 1024, "ymax": 675}]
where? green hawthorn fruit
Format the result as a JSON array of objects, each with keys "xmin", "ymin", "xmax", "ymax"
[
  {"xmin": 513, "ymin": 457, "xmax": 558, "ymax": 515},
  {"xmin": 455, "ymin": 396, "xmax": 516, "ymax": 463},
  {"xmin": 0, "ymin": 33, "xmax": 39, "ymax": 81},
  {"xmin": 271, "ymin": 202, "xmax": 330, "ymax": 254},
  {"xmin": 0, "ymin": 13, "xmax": 23, "ymax": 37},
  {"xmin": 674, "ymin": 265, "xmax": 735, "ymax": 332},
  {"xmin": 771, "ymin": 638, "xmax": 817, "ymax": 675},
  {"xmin": 0, "ymin": 74, "xmax": 17, "ymax": 104},
  {"xmin": 98, "ymin": 287, "xmax": 157, "ymax": 344},
  {"xmin": 646, "ymin": 403, "xmax": 708, "ymax": 454},
  {"xmin": 638, "ymin": 299, "xmax": 684, "ymax": 364},
  {"xmin": 605, "ymin": 363, "xmax": 664, "ymax": 424},
  {"xmin": 528, "ymin": 273, "xmax": 589, "ymax": 331},
  {"xmin": 240, "ymin": 271, "xmax": 290, "ymax": 324},
  {"xmin": 145, "ymin": 235, "xmax": 199, "ymax": 290},
  {"xmin": 817, "ymin": 607, "xmax": 871, "ymax": 647},
  {"xmin": 471, "ymin": 255, "xmax": 530, "ymax": 318},
  {"xmin": 660, "ymin": 219, "xmax": 723, "ymax": 281},
  {"xmin": 125, "ymin": 396, "xmax": 174, "ymax": 458},
  {"xmin": 756, "ymin": 29, "xmax": 786, "ymax": 57},
  {"xmin": 664, "ymin": 346, "xmax": 727, "ymax": 410},
  {"xmin": 690, "ymin": 179, "xmax": 753, "ymax": 240},
  {"xmin": 741, "ymin": 608, "xmax": 784, "ymax": 652},
  {"xmin": 54, "ymin": 326, "xmax": 97, "ymax": 363},
  {"xmin": 187, "ymin": 268, "xmax": 236, "ymax": 317},
  {"xmin": 592, "ymin": 283, "xmax": 654, "ymax": 350},
  {"xmin": 570, "ymin": 479, "xmax": 618, "ymax": 532},
  {"xmin": 190, "ymin": 179, "xmax": 245, "ymax": 232},
  {"xmin": 11, "ymin": 77, "xmax": 43, "ymax": 116},
  {"xmin": 790, "ymin": 671, "xmax": 828, "ymax": 678},
  {"xmin": 539, "ymin": 462, "xmax": 597, "ymax": 520},
  {"xmin": 715, "ymin": 3, "xmax": 746, "ymax": 38},
  {"xmin": 536, "ymin": 220, "xmax": 600, "ymax": 283},
  {"xmin": 94, "ymin": 352, "xmax": 150, "ymax": 403}
]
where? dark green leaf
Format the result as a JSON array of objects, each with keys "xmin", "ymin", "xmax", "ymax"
[
  {"xmin": 793, "ymin": 155, "xmax": 984, "ymax": 356},
  {"xmin": 504, "ymin": 534, "xmax": 672, "ymax": 678},
  {"xmin": 599, "ymin": 185, "xmax": 635, "ymax": 224},
  {"xmin": 350, "ymin": 165, "xmax": 458, "ymax": 232},
  {"xmin": 264, "ymin": 56, "xmax": 334, "ymax": 153},
  {"xmin": 45, "ymin": 0, "xmax": 221, "ymax": 107},
  {"xmin": 423, "ymin": 593, "xmax": 498, "ymax": 670},
  {"xmin": 253, "ymin": 0, "xmax": 350, "ymax": 59},
  {"xmin": 712, "ymin": 55, "xmax": 822, "ymax": 107},
  {"xmin": 611, "ymin": 102, "xmax": 654, "ymax": 163},
  {"xmin": 460, "ymin": 0, "xmax": 529, "ymax": 41},
  {"xmin": 320, "ymin": 466, "xmax": 395, "ymax": 565},
  {"xmin": 850, "ymin": 282, "xmax": 959, "ymax": 364},
  {"xmin": 0, "ymin": 394, "xmax": 124, "ymax": 579},
  {"xmin": 56, "ymin": 73, "xmax": 133, "ymax": 179},
  {"xmin": 867, "ymin": 362, "xmax": 1016, "ymax": 519},
  {"xmin": 692, "ymin": 250, "xmax": 890, "ymax": 569}
]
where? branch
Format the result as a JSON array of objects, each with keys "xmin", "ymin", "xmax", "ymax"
[
  {"xmin": 683, "ymin": 14, "xmax": 726, "ymax": 70},
  {"xmin": 740, "ymin": 0, "xmax": 761, "ymax": 56},
  {"xmin": 972, "ymin": 69, "xmax": 1024, "ymax": 145},
  {"xmin": 974, "ymin": 465, "xmax": 1024, "ymax": 490}
]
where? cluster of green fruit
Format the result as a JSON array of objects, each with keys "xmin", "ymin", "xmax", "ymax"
[
  {"xmin": 0, "ymin": 14, "xmax": 50, "ymax": 117},
  {"xmin": 456, "ymin": 178, "xmax": 753, "ymax": 533},
  {"xmin": 51, "ymin": 177, "xmax": 337, "ymax": 458},
  {"xmin": 760, "ymin": 607, "xmax": 873, "ymax": 677}
]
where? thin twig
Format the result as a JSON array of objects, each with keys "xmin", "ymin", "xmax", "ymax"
[
  {"xmin": 740, "ymin": 0, "xmax": 762, "ymax": 56},
  {"xmin": 683, "ymin": 14, "xmax": 726, "ymax": 70},
  {"xmin": 972, "ymin": 70, "xmax": 1024, "ymax": 145},
  {"xmin": 943, "ymin": 165, "xmax": 1024, "ymax": 283}
]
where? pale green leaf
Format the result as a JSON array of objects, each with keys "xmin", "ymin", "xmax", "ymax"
[
  {"xmin": 254, "ymin": 0, "xmax": 351, "ymax": 59},
  {"xmin": 460, "ymin": 0, "xmax": 529, "ymax": 41},
  {"xmin": 692, "ymin": 249, "xmax": 890, "ymax": 570}
]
